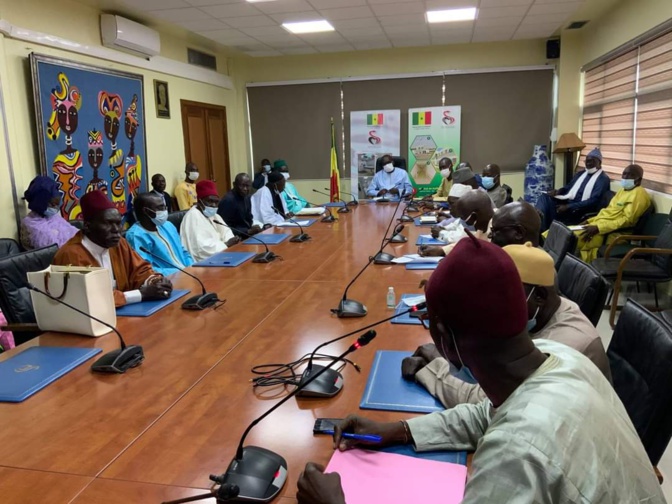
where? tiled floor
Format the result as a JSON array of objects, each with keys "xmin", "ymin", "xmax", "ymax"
[{"xmin": 595, "ymin": 284, "xmax": 672, "ymax": 500}]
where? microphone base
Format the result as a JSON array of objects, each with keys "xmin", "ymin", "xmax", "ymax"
[
  {"xmin": 398, "ymin": 214, "xmax": 414, "ymax": 222},
  {"xmin": 91, "ymin": 345, "xmax": 144, "ymax": 374},
  {"xmin": 347, "ymin": 200, "xmax": 358, "ymax": 206},
  {"xmin": 406, "ymin": 204, "xmax": 420, "ymax": 213},
  {"xmin": 333, "ymin": 298, "xmax": 367, "ymax": 318},
  {"xmin": 373, "ymin": 252, "xmax": 396, "ymax": 264},
  {"xmin": 296, "ymin": 365, "xmax": 344, "ymax": 398},
  {"xmin": 214, "ymin": 446, "xmax": 287, "ymax": 503},
  {"xmin": 389, "ymin": 233, "xmax": 407, "ymax": 243},
  {"xmin": 289, "ymin": 233, "xmax": 310, "ymax": 243},
  {"xmin": 253, "ymin": 252, "xmax": 277, "ymax": 263},
  {"xmin": 321, "ymin": 214, "xmax": 337, "ymax": 222},
  {"xmin": 181, "ymin": 292, "xmax": 219, "ymax": 310},
  {"xmin": 337, "ymin": 206, "xmax": 351, "ymax": 213}
]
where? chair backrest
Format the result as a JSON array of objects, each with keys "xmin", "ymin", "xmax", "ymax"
[
  {"xmin": 607, "ymin": 299, "xmax": 672, "ymax": 465},
  {"xmin": 558, "ymin": 254, "xmax": 610, "ymax": 326},
  {"xmin": 631, "ymin": 203, "xmax": 656, "ymax": 235},
  {"xmin": 639, "ymin": 212, "xmax": 669, "ymax": 239},
  {"xmin": 502, "ymin": 184, "xmax": 514, "ymax": 204},
  {"xmin": 69, "ymin": 220, "xmax": 84, "ymax": 230},
  {"xmin": 375, "ymin": 156, "xmax": 407, "ymax": 173},
  {"xmin": 0, "ymin": 238, "xmax": 20, "ymax": 259},
  {"xmin": 651, "ymin": 216, "xmax": 672, "ymax": 273},
  {"xmin": 167, "ymin": 210, "xmax": 188, "ymax": 233},
  {"xmin": 600, "ymin": 189, "xmax": 615, "ymax": 209},
  {"xmin": 543, "ymin": 221, "xmax": 577, "ymax": 270}
]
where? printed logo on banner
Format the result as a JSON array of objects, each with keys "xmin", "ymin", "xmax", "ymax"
[
  {"xmin": 368, "ymin": 130, "xmax": 382, "ymax": 144},
  {"xmin": 412, "ymin": 111, "xmax": 432, "ymax": 126},
  {"xmin": 367, "ymin": 113, "xmax": 384, "ymax": 126},
  {"xmin": 442, "ymin": 110, "xmax": 456, "ymax": 125}
]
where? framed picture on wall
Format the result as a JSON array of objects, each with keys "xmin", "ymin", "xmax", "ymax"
[
  {"xmin": 154, "ymin": 79, "xmax": 170, "ymax": 119},
  {"xmin": 30, "ymin": 53, "xmax": 148, "ymax": 221}
]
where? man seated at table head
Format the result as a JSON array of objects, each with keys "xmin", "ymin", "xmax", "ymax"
[
  {"xmin": 150, "ymin": 173, "xmax": 174, "ymax": 212},
  {"xmin": 536, "ymin": 147, "xmax": 611, "ymax": 232},
  {"xmin": 252, "ymin": 158, "xmax": 272, "ymax": 190},
  {"xmin": 180, "ymin": 180, "xmax": 240, "ymax": 262},
  {"xmin": 404, "ymin": 242, "xmax": 612, "ymax": 408},
  {"xmin": 481, "ymin": 163, "xmax": 508, "ymax": 208},
  {"xmin": 53, "ymin": 190, "xmax": 173, "ymax": 307},
  {"xmin": 251, "ymin": 171, "xmax": 293, "ymax": 226},
  {"xmin": 574, "ymin": 163, "xmax": 651, "ymax": 262},
  {"xmin": 297, "ymin": 237, "xmax": 662, "ymax": 504},
  {"xmin": 272, "ymin": 159, "xmax": 308, "ymax": 214},
  {"xmin": 489, "ymin": 200, "xmax": 541, "ymax": 248},
  {"xmin": 366, "ymin": 154, "xmax": 413, "ymax": 198},
  {"xmin": 218, "ymin": 173, "xmax": 264, "ymax": 238},
  {"xmin": 125, "ymin": 192, "xmax": 194, "ymax": 276}
]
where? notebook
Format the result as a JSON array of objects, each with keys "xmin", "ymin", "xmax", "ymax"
[
  {"xmin": 325, "ymin": 449, "xmax": 466, "ymax": 504},
  {"xmin": 241, "ymin": 233, "xmax": 290, "ymax": 245},
  {"xmin": 0, "ymin": 346, "xmax": 103, "ymax": 402},
  {"xmin": 391, "ymin": 294, "xmax": 426, "ymax": 325},
  {"xmin": 192, "ymin": 251, "xmax": 256, "ymax": 267},
  {"xmin": 116, "ymin": 289, "xmax": 191, "ymax": 317},
  {"xmin": 379, "ymin": 444, "xmax": 467, "ymax": 466},
  {"xmin": 416, "ymin": 235, "xmax": 445, "ymax": 246},
  {"xmin": 405, "ymin": 262, "xmax": 440, "ymax": 270},
  {"xmin": 414, "ymin": 217, "xmax": 437, "ymax": 226},
  {"xmin": 360, "ymin": 350, "xmax": 444, "ymax": 413}
]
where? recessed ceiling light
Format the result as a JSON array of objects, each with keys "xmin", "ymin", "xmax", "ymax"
[
  {"xmin": 282, "ymin": 20, "xmax": 335, "ymax": 34},
  {"xmin": 426, "ymin": 7, "xmax": 477, "ymax": 23}
]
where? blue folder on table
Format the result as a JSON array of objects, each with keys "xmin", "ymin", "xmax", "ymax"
[
  {"xmin": 391, "ymin": 294, "xmax": 425, "ymax": 325},
  {"xmin": 416, "ymin": 235, "xmax": 445, "ymax": 246},
  {"xmin": 0, "ymin": 346, "xmax": 102, "ymax": 402},
  {"xmin": 360, "ymin": 350, "xmax": 444, "ymax": 414},
  {"xmin": 379, "ymin": 445, "xmax": 467, "ymax": 466},
  {"xmin": 241, "ymin": 233, "xmax": 290, "ymax": 245},
  {"xmin": 405, "ymin": 262, "xmax": 440, "ymax": 270},
  {"xmin": 116, "ymin": 289, "xmax": 190, "ymax": 317},
  {"xmin": 325, "ymin": 202, "xmax": 350, "ymax": 208},
  {"xmin": 193, "ymin": 251, "xmax": 256, "ymax": 267}
]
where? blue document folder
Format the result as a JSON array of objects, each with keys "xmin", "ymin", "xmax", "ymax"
[
  {"xmin": 416, "ymin": 235, "xmax": 445, "ymax": 246},
  {"xmin": 379, "ymin": 445, "xmax": 467, "ymax": 466},
  {"xmin": 391, "ymin": 294, "xmax": 425, "ymax": 325},
  {"xmin": 360, "ymin": 350, "xmax": 444, "ymax": 414},
  {"xmin": 193, "ymin": 251, "xmax": 256, "ymax": 267},
  {"xmin": 241, "ymin": 233, "xmax": 290, "ymax": 245},
  {"xmin": 116, "ymin": 289, "xmax": 190, "ymax": 317},
  {"xmin": 325, "ymin": 202, "xmax": 350, "ymax": 208},
  {"xmin": 0, "ymin": 346, "xmax": 103, "ymax": 402},
  {"xmin": 405, "ymin": 262, "xmax": 440, "ymax": 270}
]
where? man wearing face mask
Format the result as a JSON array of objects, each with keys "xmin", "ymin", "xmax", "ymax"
[
  {"xmin": 423, "ymin": 157, "xmax": 453, "ymax": 200},
  {"xmin": 126, "ymin": 192, "xmax": 193, "ymax": 276},
  {"xmin": 174, "ymin": 162, "xmax": 200, "ymax": 210},
  {"xmin": 573, "ymin": 163, "xmax": 651, "ymax": 262},
  {"xmin": 252, "ymin": 158, "xmax": 272, "ymax": 190},
  {"xmin": 251, "ymin": 171, "xmax": 293, "ymax": 226},
  {"xmin": 481, "ymin": 163, "xmax": 508, "ymax": 208},
  {"xmin": 536, "ymin": 147, "xmax": 611, "ymax": 231},
  {"xmin": 273, "ymin": 159, "xmax": 308, "ymax": 213},
  {"xmin": 366, "ymin": 154, "xmax": 413, "ymax": 197},
  {"xmin": 180, "ymin": 180, "xmax": 240, "ymax": 262},
  {"xmin": 297, "ymin": 237, "xmax": 662, "ymax": 504}
]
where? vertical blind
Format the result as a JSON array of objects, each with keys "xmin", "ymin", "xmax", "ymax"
[{"xmin": 581, "ymin": 29, "xmax": 672, "ymax": 192}]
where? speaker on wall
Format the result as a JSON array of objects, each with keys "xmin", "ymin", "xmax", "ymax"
[{"xmin": 547, "ymin": 39, "xmax": 560, "ymax": 59}]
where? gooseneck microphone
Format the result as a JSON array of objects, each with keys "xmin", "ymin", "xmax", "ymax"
[
  {"xmin": 324, "ymin": 187, "xmax": 358, "ymax": 206},
  {"xmin": 300, "ymin": 301, "xmax": 427, "ymax": 397},
  {"xmin": 272, "ymin": 206, "xmax": 310, "ymax": 242},
  {"xmin": 27, "ymin": 283, "xmax": 144, "ymax": 374},
  {"xmin": 161, "ymin": 330, "xmax": 378, "ymax": 504},
  {"xmin": 213, "ymin": 221, "xmax": 277, "ymax": 263},
  {"xmin": 314, "ymin": 188, "xmax": 350, "ymax": 213},
  {"xmin": 139, "ymin": 247, "xmax": 220, "ymax": 310},
  {"xmin": 373, "ymin": 191, "xmax": 408, "ymax": 264}
]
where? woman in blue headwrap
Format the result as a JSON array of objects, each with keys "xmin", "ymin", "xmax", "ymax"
[{"xmin": 20, "ymin": 176, "xmax": 77, "ymax": 250}]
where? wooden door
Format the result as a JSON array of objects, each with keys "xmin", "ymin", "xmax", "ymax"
[{"xmin": 180, "ymin": 101, "xmax": 231, "ymax": 197}]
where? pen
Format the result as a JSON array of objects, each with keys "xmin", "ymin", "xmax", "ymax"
[{"xmin": 322, "ymin": 430, "xmax": 382, "ymax": 443}]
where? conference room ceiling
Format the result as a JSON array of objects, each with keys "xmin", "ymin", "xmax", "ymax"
[{"xmin": 81, "ymin": 0, "xmax": 622, "ymax": 57}]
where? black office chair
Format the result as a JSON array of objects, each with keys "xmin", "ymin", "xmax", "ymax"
[
  {"xmin": 69, "ymin": 219, "xmax": 84, "ymax": 230},
  {"xmin": 543, "ymin": 221, "xmax": 577, "ymax": 270},
  {"xmin": 167, "ymin": 210, "xmax": 188, "ymax": 233},
  {"xmin": 375, "ymin": 156, "xmax": 407, "ymax": 173},
  {"xmin": 607, "ymin": 299, "xmax": 672, "ymax": 468},
  {"xmin": 502, "ymin": 184, "xmax": 514, "ymax": 204},
  {"xmin": 558, "ymin": 254, "xmax": 610, "ymax": 327},
  {"xmin": 0, "ymin": 244, "xmax": 58, "ymax": 345},
  {"xmin": 0, "ymin": 238, "xmax": 20, "ymax": 259}
]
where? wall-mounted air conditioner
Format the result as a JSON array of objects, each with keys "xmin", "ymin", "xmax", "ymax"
[{"xmin": 101, "ymin": 14, "xmax": 160, "ymax": 59}]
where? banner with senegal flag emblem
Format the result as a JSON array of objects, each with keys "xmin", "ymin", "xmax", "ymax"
[{"xmin": 408, "ymin": 106, "xmax": 461, "ymax": 197}]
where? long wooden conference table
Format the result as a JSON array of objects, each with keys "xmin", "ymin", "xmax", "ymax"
[{"xmin": 0, "ymin": 203, "xmax": 446, "ymax": 503}]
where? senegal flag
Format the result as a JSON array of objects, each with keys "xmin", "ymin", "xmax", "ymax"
[
  {"xmin": 412, "ymin": 111, "xmax": 432, "ymax": 125},
  {"xmin": 330, "ymin": 118, "xmax": 340, "ymax": 203},
  {"xmin": 367, "ymin": 113, "xmax": 384, "ymax": 126}
]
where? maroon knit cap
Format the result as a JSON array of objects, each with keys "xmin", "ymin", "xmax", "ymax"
[
  {"xmin": 80, "ymin": 190, "xmax": 116, "ymax": 221},
  {"xmin": 196, "ymin": 180, "xmax": 218, "ymax": 199},
  {"xmin": 424, "ymin": 235, "xmax": 528, "ymax": 339}
]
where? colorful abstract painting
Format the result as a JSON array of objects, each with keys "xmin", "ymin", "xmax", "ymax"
[{"xmin": 31, "ymin": 54, "xmax": 147, "ymax": 220}]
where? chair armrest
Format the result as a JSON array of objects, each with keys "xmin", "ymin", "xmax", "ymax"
[
  {"xmin": 616, "ymin": 247, "xmax": 672, "ymax": 279},
  {"xmin": 0, "ymin": 323, "xmax": 39, "ymax": 332},
  {"xmin": 604, "ymin": 235, "xmax": 659, "ymax": 259}
]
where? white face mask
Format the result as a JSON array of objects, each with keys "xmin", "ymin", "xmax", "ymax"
[
  {"xmin": 188, "ymin": 171, "xmax": 199, "ymax": 181},
  {"xmin": 440, "ymin": 168, "xmax": 452, "ymax": 179},
  {"xmin": 383, "ymin": 163, "xmax": 394, "ymax": 173},
  {"xmin": 282, "ymin": 172, "xmax": 290, "ymax": 180},
  {"xmin": 262, "ymin": 164, "xmax": 271, "ymax": 173},
  {"xmin": 202, "ymin": 206, "xmax": 217, "ymax": 218},
  {"xmin": 586, "ymin": 167, "xmax": 598, "ymax": 175}
]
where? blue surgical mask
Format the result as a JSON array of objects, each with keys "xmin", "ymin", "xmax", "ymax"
[
  {"xmin": 481, "ymin": 176, "xmax": 495, "ymax": 190},
  {"xmin": 44, "ymin": 207, "xmax": 59, "ymax": 218},
  {"xmin": 621, "ymin": 178, "xmax": 636, "ymax": 190},
  {"xmin": 526, "ymin": 287, "xmax": 540, "ymax": 332},
  {"xmin": 203, "ymin": 206, "xmax": 217, "ymax": 218},
  {"xmin": 441, "ymin": 323, "xmax": 478, "ymax": 384},
  {"xmin": 263, "ymin": 164, "xmax": 271, "ymax": 173},
  {"xmin": 150, "ymin": 209, "xmax": 168, "ymax": 227}
]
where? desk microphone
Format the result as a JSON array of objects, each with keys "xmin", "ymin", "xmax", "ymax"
[
  {"xmin": 272, "ymin": 206, "xmax": 310, "ymax": 242},
  {"xmin": 161, "ymin": 330, "xmax": 378, "ymax": 504},
  {"xmin": 213, "ymin": 221, "xmax": 277, "ymax": 263},
  {"xmin": 324, "ymin": 187, "xmax": 358, "ymax": 206},
  {"xmin": 139, "ymin": 247, "xmax": 220, "ymax": 310},
  {"xmin": 27, "ymin": 283, "xmax": 144, "ymax": 374},
  {"xmin": 314, "ymin": 188, "xmax": 350, "ymax": 213},
  {"xmin": 373, "ymin": 190, "xmax": 408, "ymax": 263},
  {"xmin": 300, "ymin": 301, "xmax": 427, "ymax": 397}
]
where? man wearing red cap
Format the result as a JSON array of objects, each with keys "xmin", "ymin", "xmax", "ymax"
[
  {"xmin": 296, "ymin": 236, "xmax": 662, "ymax": 503},
  {"xmin": 53, "ymin": 190, "xmax": 173, "ymax": 306},
  {"xmin": 180, "ymin": 180, "xmax": 240, "ymax": 262}
]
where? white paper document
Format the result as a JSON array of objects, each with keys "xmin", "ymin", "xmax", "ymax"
[{"xmin": 276, "ymin": 220, "xmax": 311, "ymax": 227}]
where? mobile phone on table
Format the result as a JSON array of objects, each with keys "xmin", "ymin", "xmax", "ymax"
[{"xmin": 313, "ymin": 418, "xmax": 342, "ymax": 435}]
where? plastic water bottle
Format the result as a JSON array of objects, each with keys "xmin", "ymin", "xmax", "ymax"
[{"xmin": 386, "ymin": 287, "xmax": 396, "ymax": 309}]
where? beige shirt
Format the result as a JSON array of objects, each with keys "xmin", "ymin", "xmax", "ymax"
[{"xmin": 416, "ymin": 297, "xmax": 612, "ymax": 408}]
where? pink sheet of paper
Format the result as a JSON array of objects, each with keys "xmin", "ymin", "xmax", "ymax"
[{"xmin": 325, "ymin": 449, "xmax": 467, "ymax": 504}]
